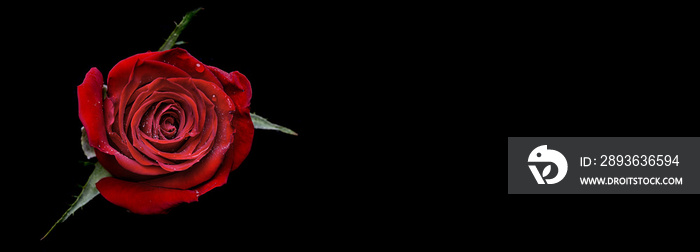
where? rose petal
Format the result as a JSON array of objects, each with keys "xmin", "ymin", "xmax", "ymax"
[
  {"xmin": 144, "ymin": 48, "xmax": 222, "ymax": 88},
  {"xmin": 207, "ymin": 67, "xmax": 252, "ymax": 111},
  {"xmin": 113, "ymin": 151, "xmax": 170, "ymax": 176},
  {"xmin": 193, "ymin": 68, "xmax": 254, "ymax": 195},
  {"xmin": 196, "ymin": 111, "xmax": 254, "ymax": 195},
  {"xmin": 104, "ymin": 98, "xmax": 131, "ymax": 156},
  {"xmin": 207, "ymin": 66, "xmax": 241, "ymax": 89},
  {"xmin": 106, "ymin": 51, "xmax": 160, "ymax": 101},
  {"xmin": 95, "ymin": 150, "xmax": 152, "ymax": 181},
  {"xmin": 97, "ymin": 177, "xmax": 198, "ymax": 215},
  {"xmin": 92, "ymin": 50, "xmax": 254, "ymax": 210},
  {"xmin": 116, "ymin": 60, "xmax": 190, "ymax": 167},
  {"xmin": 231, "ymin": 71, "xmax": 252, "ymax": 110},
  {"xmin": 108, "ymin": 49, "xmax": 217, "ymax": 96},
  {"xmin": 77, "ymin": 67, "xmax": 120, "ymax": 156},
  {"xmin": 141, "ymin": 78, "xmax": 236, "ymax": 189},
  {"xmin": 127, "ymin": 78, "xmax": 212, "ymax": 172}
]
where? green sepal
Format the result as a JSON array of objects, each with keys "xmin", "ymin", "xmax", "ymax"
[
  {"xmin": 251, "ymin": 113, "xmax": 298, "ymax": 136},
  {"xmin": 80, "ymin": 127, "xmax": 96, "ymax": 159},
  {"xmin": 41, "ymin": 163, "xmax": 112, "ymax": 240}
]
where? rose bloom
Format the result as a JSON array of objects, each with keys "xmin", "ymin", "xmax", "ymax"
[{"xmin": 77, "ymin": 48, "xmax": 253, "ymax": 214}]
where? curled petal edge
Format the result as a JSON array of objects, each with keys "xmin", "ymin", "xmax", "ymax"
[{"xmin": 96, "ymin": 177, "xmax": 198, "ymax": 215}]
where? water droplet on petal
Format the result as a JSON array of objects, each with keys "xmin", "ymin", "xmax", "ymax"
[
  {"xmin": 211, "ymin": 94, "xmax": 217, "ymax": 102},
  {"xmin": 195, "ymin": 63, "xmax": 204, "ymax": 73}
]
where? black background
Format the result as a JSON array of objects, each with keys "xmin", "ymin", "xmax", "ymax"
[
  {"xmin": 13, "ymin": 1, "xmax": 700, "ymax": 250},
  {"xmin": 503, "ymin": 3, "xmax": 700, "ymax": 247},
  {"xmin": 504, "ymin": 5, "xmax": 696, "ymax": 137},
  {"xmin": 6, "ymin": 2, "xmax": 416, "ymax": 249}
]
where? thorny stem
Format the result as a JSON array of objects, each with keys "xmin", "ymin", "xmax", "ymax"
[{"xmin": 158, "ymin": 7, "xmax": 203, "ymax": 51}]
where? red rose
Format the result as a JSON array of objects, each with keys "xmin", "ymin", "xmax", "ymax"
[{"xmin": 77, "ymin": 48, "xmax": 253, "ymax": 214}]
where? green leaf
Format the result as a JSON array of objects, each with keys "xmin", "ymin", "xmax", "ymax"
[
  {"xmin": 158, "ymin": 7, "xmax": 203, "ymax": 51},
  {"xmin": 251, "ymin": 113, "xmax": 298, "ymax": 136},
  {"xmin": 41, "ymin": 162, "xmax": 112, "ymax": 240}
]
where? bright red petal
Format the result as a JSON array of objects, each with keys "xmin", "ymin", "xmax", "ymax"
[
  {"xmin": 77, "ymin": 67, "xmax": 120, "ymax": 156},
  {"xmin": 195, "ymin": 68, "xmax": 254, "ymax": 194},
  {"xmin": 97, "ymin": 177, "xmax": 199, "ymax": 215}
]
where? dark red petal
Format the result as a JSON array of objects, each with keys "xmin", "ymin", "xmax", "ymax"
[
  {"xmin": 95, "ymin": 150, "xmax": 152, "ymax": 181},
  {"xmin": 195, "ymin": 68, "xmax": 254, "ymax": 195},
  {"xmin": 113, "ymin": 152, "xmax": 170, "ymax": 176},
  {"xmin": 207, "ymin": 67, "xmax": 252, "ymax": 111},
  {"xmin": 231, "ymin": 71, "xmax": 252, "ymax": 110},
  {"xmin": 141, "ymin": 78, "xmax": 236, "ymax": 189},
  {"xmin": 230, "ymin": 111, "xmax": 254, "ymax": 170},
  {"xmin": 206, "ymin": 66, "xmax": 241, "ymax": 88},
  {"xmin": 106, "ymin": 51, "xmax": 160, "ymax": 101},
  {"xmin": 96, "ymin": 177, "xmax": 198, "ymax": 215},
  {"xmin": 196, "ymin": 111, "xmax": 254, "ymax": 195},
  {"xmin": 117, "ymin": 60, "xmax": 190, "ymax": 167},
  {"xmin": 127, "ymin": 79, "xmax": 212, "ymax": 172},
  {"xmin": 104, "ymin": 98, "xmax": 131, "ymax": 156},
  {"xmin": 144, "ymin": 48, "xmax": 222, "ymax": 88},
  {"xmin": 77, "ymin": 67, "xmax": 119, "ymax": 156}
]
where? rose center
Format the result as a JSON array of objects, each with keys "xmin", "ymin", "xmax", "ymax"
[
  {"xmin": 138, "ymin": 100, "xmax": 186, "ymax": 141},
  {"xmin": 160, "ymin": 114, "xmax": 179, "ymax": 138}
]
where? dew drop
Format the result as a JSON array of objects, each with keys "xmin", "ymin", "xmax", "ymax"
[
  {"xmin": 195, "ymin": 63, "xmax": 204, "ymax": 73},
  {"xmin": 211, "ymin": 94, "xmax": 217, "ymax": 102}
]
